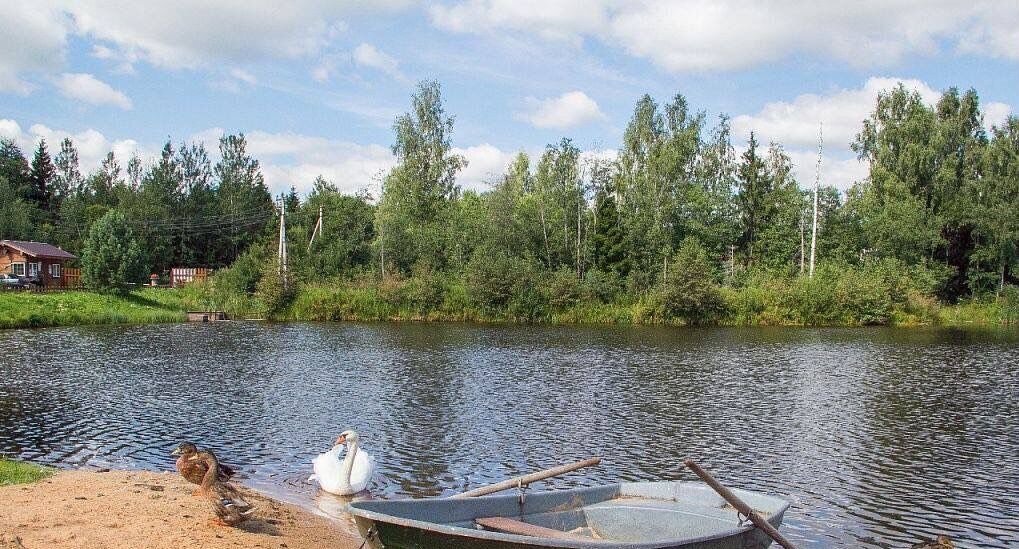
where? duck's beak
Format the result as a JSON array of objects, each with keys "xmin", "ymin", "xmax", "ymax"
[
  {"xmin": 334, "ymin": 435, "xmax": 347, "ymax": 446},
  {"xmin": 170, "ymin": 447, "xmax": 182, "ymax": 456}
]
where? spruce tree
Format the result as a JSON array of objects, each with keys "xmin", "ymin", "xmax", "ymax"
[{"xmin": 29, "ymin": 139, "xmax": 55, "ymax": 213}]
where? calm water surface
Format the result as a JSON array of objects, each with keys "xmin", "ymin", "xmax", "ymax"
[{"xmin": 1, "ymin": 322, "xmax": 1017, "ymax": 547}]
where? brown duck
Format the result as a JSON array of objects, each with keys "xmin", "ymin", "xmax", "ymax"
[
  {"xmin": 189, "ymin": 450, "xmax": 256, "ymax": 527},
  {"xmin": 171, "ymin": 442, "xmax": 235, "ymax": 485}
]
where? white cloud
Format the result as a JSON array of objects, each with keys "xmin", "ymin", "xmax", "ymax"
[
  {"xmin": 352, "ymin": 43, "xmax": 404, "ymax": 80},
  {"xmin": 0, "ymin": 2, "xmax": 68, "ymax": 93},
  {"xmin": 430, "ymin": 1, "xmax": 1019, "ymax": 71},
  {"xmin": 229, "ymin": 68, "xmax": 257, "ymax": 86},
  {"xmin": 430, "ymin": 0, "xmax": 607, "ymax": 43},
  {"xmin": 193, "ymin": 128, "xmax": 396, "ymax": 195},
  {"xmin": 453, "ymin": 143, "xmax": 518, "ymax": 191},
  {"xmin": 212, "ymin": 68, "xmax": 258, "ymax": 93},
  {"xmin": 63, "ymin": 1, "xmax": 410, "ymax": 69},
  {"xmin": 520, "ymin": 91, "xmax": 605, "ymax": 130},
  {"xmin": 732, "ymin": 77, "xmax": 939, "ymax": 151},
  {"xmin": 730, "ymin": 76, "xmax": 1017, "ymax": 191},
  {"xmin": 311, "ymin": 54, "xmax": 343, "ymax": 82},
  {"xmin": 985, "ymin": 102, "xmax": 1013, "ymax": 130},
  {"xmin": 784, "ymin": 148, "xmax": 869, "ymax": 193},
  {"xmin": 55, "ymin": 73, "xmax": 133, "ymax": 110},
  {"xmin": 732, "ymin": 76, "xmax": 1013, "ymax": 151}
]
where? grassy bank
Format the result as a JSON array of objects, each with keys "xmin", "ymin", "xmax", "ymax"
[
  {"xmin": 0, "ymin": 458, "xmax": 52, "ymax": 486},
  {"xmin": 282, "ymin": 279, "xmax": 1017, "ymax": 328},
  {"xmin": 1, "ymin": 280, "xmax": 1015, "ymax": 330},
  {"xmin": 0, "ymin": 288, "xmax": 190, "ymax": 329}
]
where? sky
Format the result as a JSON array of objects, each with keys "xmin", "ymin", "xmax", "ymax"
[{"xmin": 1, "ymin": 1, "xmax": 1017, "ymax": 197}]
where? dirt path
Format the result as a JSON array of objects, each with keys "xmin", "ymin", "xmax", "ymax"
[{"xmin": 0, "ymin": 470, "xmax": 362, "ymax": 549}]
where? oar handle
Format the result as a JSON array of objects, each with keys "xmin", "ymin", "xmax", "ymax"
[
  {"xmin": 452, "ymin": 457, "xmax": 601, "ymax": 498},
  {"xmin": 684, "ymin": 459, "xmax": 798, "ymax": 549}
]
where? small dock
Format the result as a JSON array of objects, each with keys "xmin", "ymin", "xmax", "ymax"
[{"xmin": 186, "ymin": 311, "xmax": 228, "ymax": 322}]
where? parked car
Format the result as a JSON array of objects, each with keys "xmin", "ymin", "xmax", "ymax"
[{"xmin": 0, "ymin": 273, "xmax": 27, "ymax": 288}]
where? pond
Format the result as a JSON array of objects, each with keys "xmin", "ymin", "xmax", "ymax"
[{"xmin": 1, "ymin": 322, "xmax": 1017, "ymax": 547}]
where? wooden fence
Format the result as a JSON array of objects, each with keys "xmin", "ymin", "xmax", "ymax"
[
  {"xmin": 170, "ymin": 267, "xmax": 211, "ymax": 288},
  {"xmin": 62, "ymin": 267, "xmax": 81, "ymax": 288}
]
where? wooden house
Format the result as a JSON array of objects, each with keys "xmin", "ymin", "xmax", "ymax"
[{"xmin": 0, "ymin": 240, "xmax": 79, "ymax": 288}]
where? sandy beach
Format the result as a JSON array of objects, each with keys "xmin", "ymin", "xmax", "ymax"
[{"xmin": 0, "ymin": 470, "xmax": 361, "ymax": 549}]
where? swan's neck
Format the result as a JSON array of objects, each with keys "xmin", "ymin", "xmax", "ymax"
[{"xmin": 341, "ymin": 440, "xmax": 358, "ymax": 486}]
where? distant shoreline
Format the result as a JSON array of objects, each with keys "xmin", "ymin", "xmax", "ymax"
[{"xmin": 0, "ymin": 286, "xmax": 1015, "ymax": 331}]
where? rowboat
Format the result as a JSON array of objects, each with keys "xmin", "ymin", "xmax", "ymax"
[{"xmin": 347, "ymin": 480, "xmax": 792, "ymax": 548}]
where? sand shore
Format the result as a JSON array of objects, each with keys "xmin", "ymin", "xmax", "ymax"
[{"xmin": 0, "ymin": 470, "xmax": 362, "ymax": 549}]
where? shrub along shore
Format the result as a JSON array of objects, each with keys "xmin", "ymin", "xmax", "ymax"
[{"xmin": 1, "ymin": 267, "xmax": 1016, "ymax": 331}]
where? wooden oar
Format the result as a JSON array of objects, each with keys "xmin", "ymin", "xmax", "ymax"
[
  {"xmin": 452, "ymin": 457, "xmax": 601, "ymax": 498},
  {"xmin": 684, "ymin": 459, "xmax": 798, "ymax": 549}
]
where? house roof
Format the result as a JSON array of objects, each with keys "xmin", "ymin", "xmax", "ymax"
[{"xmin": 0, "ymin": 240, "xmax": 77, "ymax": 260}]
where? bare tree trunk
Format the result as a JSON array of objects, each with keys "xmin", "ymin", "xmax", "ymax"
[{"xmin": 576, "ymin": 194, "xmax": 582, "ymax": 278}]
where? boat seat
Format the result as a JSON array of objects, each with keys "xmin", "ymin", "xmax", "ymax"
[{"xmin": 475, "ymin": 517, "xmax": 591, "ymax": 540}]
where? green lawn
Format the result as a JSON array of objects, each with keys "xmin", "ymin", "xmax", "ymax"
[
  {"xmin": 0, "ymin": 458, "xmax": 52, "ymax": 486},
  {"xmin": 0, "ymin": 288, "xmax": 189, "ymax": 329}
]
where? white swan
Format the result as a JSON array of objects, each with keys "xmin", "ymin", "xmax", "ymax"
[{"xmin": 309, "ymin": 430, "xmax": 376, "ymax": 495}]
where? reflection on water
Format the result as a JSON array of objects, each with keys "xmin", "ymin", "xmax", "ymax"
[{"xmin": 1, "ymin": 322, "xmax": 1017, "ymax": 547}]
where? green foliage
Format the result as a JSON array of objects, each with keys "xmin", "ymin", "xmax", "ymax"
[
  {"xmin": 28, "ymin": 139, "xmax": 55, "ymax": 213},
  {"xmin": 1, "ymin": 81, "xmax": 1017, "ymax": 329},
  {"xmin": 655, "ymin": 238, "xmax": 725, "ymax": 324},
  {"xmin": 376, "ymin": 81, "xmax": 467, "ymax": 273},
  {"xmin": 544, "ymin": 268, "xmax": 582, "ymax": 312},
  {"xmin": 400, "ymin": 262, "xmax": 447, "ymax": 313},
  {"xmin": 0, "ymin": 138, "xmax": 30, "ymax": 200},
  {"xmin": 255, "ymin": 258, "xmax": 296, "ymax": 319},
  {"xmin": 300, "ymin": 177, "xmax": 375, "ymax": 278},
  {"xmin": 581, "ymin": 268, "xmax": 623, "ymax": 303},
  {"xmin": 1000, "ymin": 286, "xmax": 1019, "ymax": 325},
  {"xmin": 81, "ymin": 210, "xmax": 146, "ymax": 293},
  {"xmin": 0, "ymin": 175, "xmax": 35, "ymax": 240},
  {"xmin": 214, "ymin": 244, "xmax": 267, "ymax": 296}
]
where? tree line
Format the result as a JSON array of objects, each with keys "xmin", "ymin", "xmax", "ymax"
[
  {"xmin": 0, "ymin": 134, "xmax": 274, "ymax": 277},
  {"xmin": 1, "ymin": 80, "xmax": 1016, "ymax": 319}
]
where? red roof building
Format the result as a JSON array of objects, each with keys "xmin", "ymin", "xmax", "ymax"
[{"xmin": 0, "ymin": 240, "xmax": 79, "ymax": 288}]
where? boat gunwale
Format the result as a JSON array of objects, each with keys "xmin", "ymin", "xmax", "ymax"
[{"xmin": 347, "ymin": 481, "xmax": 792, "ymax": 548}]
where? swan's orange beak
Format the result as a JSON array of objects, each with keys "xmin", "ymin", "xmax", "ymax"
[{"xmin": 335, "ymin": 435, "xmax": 346, "ymax": 446}]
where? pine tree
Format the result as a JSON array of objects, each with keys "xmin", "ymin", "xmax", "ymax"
[
  {"xmin": 81, "ymin": 210, "xmax": 146, "ymax": 292},
  {"xmin": 591, "ymin": 165, "xmax": 627, "ymax": 276}
]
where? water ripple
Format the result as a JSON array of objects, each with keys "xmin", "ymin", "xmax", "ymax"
[{"xmin": 1, "ymin": 323, "xmax": 1017, "ymax": 547}]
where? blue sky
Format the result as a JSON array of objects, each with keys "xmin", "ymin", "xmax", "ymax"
[{"xmin": 1, "ymin": 1, "xmax": 1017, "ymax": 196}]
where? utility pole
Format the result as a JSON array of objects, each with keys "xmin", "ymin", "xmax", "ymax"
[
  {"xmin": 307, "ymin": 205, "xmax": 323, "ymax": 253},
  {"xmin": 809, "ymin": 123, "xmax": 822, "ymax": 278},
  {"xmin": 729, "ymin": 244, "xmax": 735, "ymax": 281},
  {"xmin": 277, "ymin": 198, "xmax": 288, "ymax": 285},
  {"xmin": 379, "ymin": 226, "xmax": 386, "ymax": 280},
  {"xmin": 799, "ymin": 210, "xmax": 805, "ymax": 275}
]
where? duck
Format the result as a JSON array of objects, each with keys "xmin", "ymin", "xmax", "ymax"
[
  {"xmin": 188, "ymin": 450, "xmax": 256, "ymax": 527},
  {"xmin": 309, "ymin": 430, "xmax": 376, "ymax": 495},
  {"xmin": 171, "ymin": 441, "xmax": 236, "ymax": 485}
]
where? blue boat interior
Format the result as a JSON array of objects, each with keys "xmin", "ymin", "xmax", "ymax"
[{"xmin": 350, "ymin": 481, "xmax": 790, "ymax": 544}]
